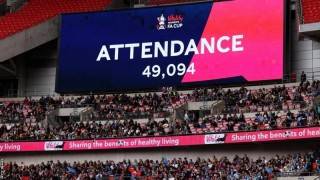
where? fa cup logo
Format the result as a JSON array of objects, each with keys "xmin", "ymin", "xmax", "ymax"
[{"xmin": 157, "ymin": 14, "xmax": 166, "ymax": 30}]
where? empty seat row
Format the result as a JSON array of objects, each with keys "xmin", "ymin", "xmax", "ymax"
[
  {"xmin": 0, "ymin": 0, "xmax": 112, "ymax": 39},
  {"xmin": 301, "ymin": 0, "xmax": 320, "ymax": 24}
]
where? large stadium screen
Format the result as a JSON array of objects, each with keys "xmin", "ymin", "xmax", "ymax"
[{"xmin": 56, "ymin": 0, "xmax": 285, "ymax": 93}]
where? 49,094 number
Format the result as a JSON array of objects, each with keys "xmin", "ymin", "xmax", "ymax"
[{"xmin": 142, "ymin": 63, "xmax": 195, "ymax": 79}]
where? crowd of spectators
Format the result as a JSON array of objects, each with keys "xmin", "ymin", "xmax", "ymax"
[
  {"xmin": 0, "ymin": 89, "xmax": 180, "ymax": 123},
  {"xmin": 0, "ymin": 108, "xmax": 319, "ymax": 141},
  {"xmin": 187, "ymin": 109, "xmax": 319, "ymax": 134},
  {"xmin": 2, "ymin": 150, "xmax": 320, "ymax": 179},
  {"xmin": 0, "ymin": 97, "xmax": 48, "ymax": 123},
  {"xmin": 0, "ymin": 118, "xmax": 186, "ymax": 141},
  {"xmin": 0, "ymin": 81, "xmax": 319, "ymax": 124},
  {"xmin": 0, "ymin": 81, "xmax": 319, "ymax": 141},
  {"xmin": 190, "ymin": 80, "xmax": 320, "ymax": 114},
  {"xmin": 91, "ymin": 91, "xmax": 179, "ymax": 120}
]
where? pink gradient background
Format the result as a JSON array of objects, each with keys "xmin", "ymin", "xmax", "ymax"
[
  {"xmin": 63, "ymin": 135, "xmax": 205, "ymax": 151},
  {"xmin": 0, "ymin": 142, "xmax": 45, "ymax": 152},
  {"xmin": 182, "ymin": 0, "xmax": 284, "ymax": 82},
  {"xmin": 225, "ymin": 127, "xmax": 320, "ymax": 143},
  {"xmin": 1, "ymin": 127, "xmax": 320, "ymax": 152}
]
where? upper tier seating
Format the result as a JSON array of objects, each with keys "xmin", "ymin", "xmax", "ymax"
[
  {"xmin": 301, "ymin": 0, "xmax": 320, "ymax": 24},
  {"xmin": 0, "ymin": 81, "xmax": 319, "ymax": 141},
  {"xmin": 148, "ymin": 0, "xmax": 320, "ymax": 24},
  {"xmin": 0, "ymin": 81, "xmax": 319, "ymax": 124},
  {"xmin": 0, "ymin": 0, "xmax": 112, "ymax": 39}
]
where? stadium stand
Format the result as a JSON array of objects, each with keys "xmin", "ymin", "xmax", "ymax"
[
  {"xmin": 1, "ymin": 80, "xmax": 319, "ymax": 123},
  {"xmin": 0, "ymin": 1, "xmax": 319, "ymax": 179},
  {"xmin": 0, "ymin": 98, "xmax": 47, "ymax": 123},
  {"xmin": 0, "ymin": 108, "xmax": 319, "ymax": 141},
  {"xmin": 0, "ymin": 81, "xmax": 319, "ymax": 141},
  {"xmin": 2, "ymin": 149, "xmax": 320, "ymax": 179},
  {"xmin": 188, "ymin": 109, "xmax": 319, "ymax": 134},
  {"xmin": 301, "ymin": 0, "xmax": 320, "ymax": 24},
  {"xmin": 0, "ymin": 0, "xmax": 112, "ymax": 39}
]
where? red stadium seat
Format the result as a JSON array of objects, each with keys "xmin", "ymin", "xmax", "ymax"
[
  {"xmin": 301, "ymin": 0, "xmax": 320, "ymax": 24},
  {"xmin": 0, "ymin": 0, "xmax": 112, "ymax": 39}
]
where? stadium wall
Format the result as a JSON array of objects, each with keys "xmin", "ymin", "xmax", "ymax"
[
  {"xmin": 24, "ymin": 65, "xmax": 56, "ymax": 97},
  {"xmin": 0, "ymin": 17, "xmax": 59, "ymax": 63},
  {"xmin": 16, "ymin": 52, "xmax": 57, "ymax": 97},
  {"xmin": 291, "ymin": 8, "xmax": 320, "ymax": 79},
  {"xmin": 292, "ymin": 38, "xmax": 320, "ymax": 78}
]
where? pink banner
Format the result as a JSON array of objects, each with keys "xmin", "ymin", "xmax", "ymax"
[
  {"xmin": 0, "ymin": 127, "xmax": 319, "ymax": 153},
  {"xmin": 0, "ymin": 141, "xmax": 45, "ymax": 152},
  {"xmin": 63, "ymin": 135, "xmax": 204, "ymax": 151},
  {"xmin": 225, "ymin": 127, "xmax": 320, "ymax": 144}
]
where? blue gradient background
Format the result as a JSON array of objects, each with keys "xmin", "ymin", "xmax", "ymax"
[{"xmin": 56, "ymin": 2, "xmax": 213, "ymax": 93}]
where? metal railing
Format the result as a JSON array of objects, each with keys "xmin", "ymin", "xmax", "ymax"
[
  {"xmin": 283, "ymin": 70, "xmax": 320, "ymax": 84},
  {"xmin": 296, "ymin": 0, "xmax": 304, "ymax": 24}
]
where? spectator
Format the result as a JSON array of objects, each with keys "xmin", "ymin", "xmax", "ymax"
[
  {"xmin": 2, "ymin": 150, "xmax": 320, "ymax": 179},
  {"xmin": 301, "ymin": 71, "xmax": 307, "ymax": 83},
  {"xmin": 0, "ymin": 81, "xmax": 319, "ymax": 141}
]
